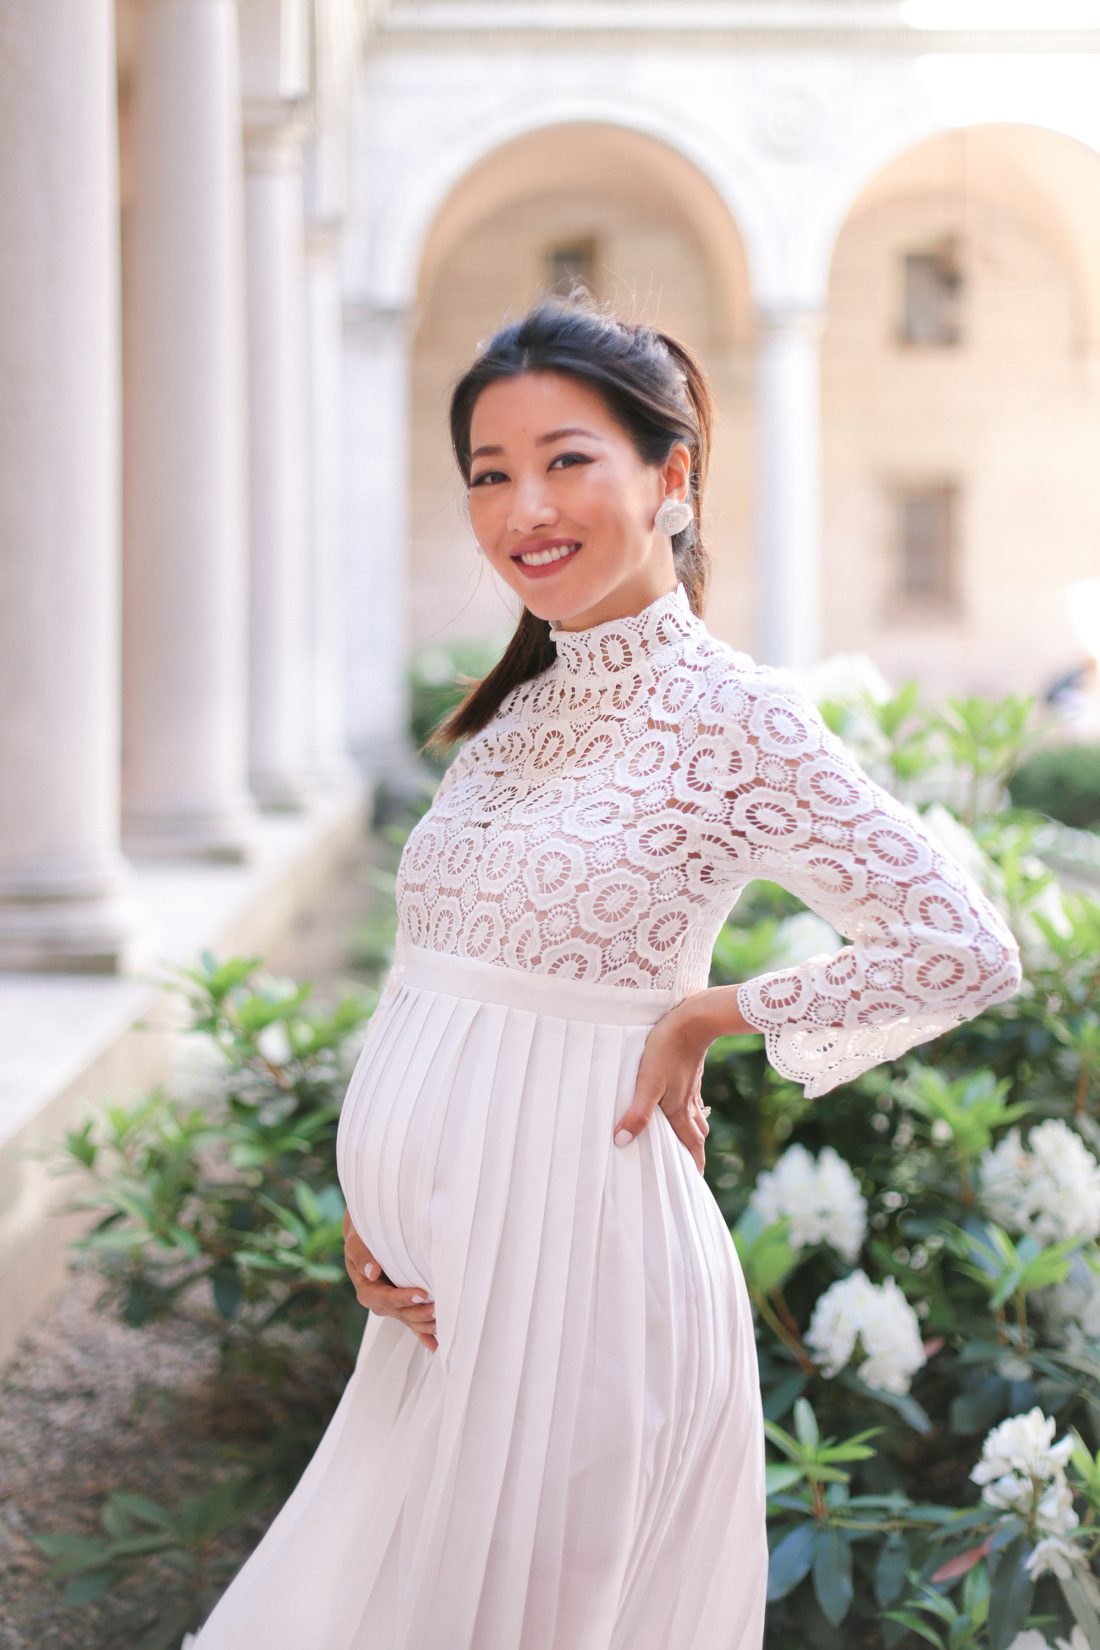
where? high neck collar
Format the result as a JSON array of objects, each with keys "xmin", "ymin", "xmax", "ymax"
[{"xmin": 548, "ymin": 580, "xmax": 706, "ymax": 679}]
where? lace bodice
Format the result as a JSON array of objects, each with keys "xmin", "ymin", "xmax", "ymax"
[{"xmin": 393, "ymin": 581, "xmax": 1023, "ymax": 1097}]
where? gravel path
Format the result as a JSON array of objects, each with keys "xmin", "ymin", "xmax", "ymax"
[{"xmin": 0, "ymin": 819, "xmax": 389, "ymax": 1650}]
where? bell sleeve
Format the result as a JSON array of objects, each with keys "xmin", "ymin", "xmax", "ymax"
[{"xmin": 719, "ymin": 664, "xmax": 1024, "ymax": 1098}]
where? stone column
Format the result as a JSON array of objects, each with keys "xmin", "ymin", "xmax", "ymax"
[
  {"xmin": 755, "ymin": 304, "xmax": 826, "ymax": 669},
  {"xmin": 122, "ymin": 0, "xmax": 255, "ymax": 861},
  {"xmin": 304, "ymin": 220, "xmax": 357, "ymax": 787},
  {"xmin": 342, "ymin": 299, "xmax": 421, "ymax": 778},
  {"xmin": 0, "ymin": 1, "xmax": 133, "ymax": 971},
  {"xmin": 242, "ymin": 103, "xmax": 317, "ymax": 807}
]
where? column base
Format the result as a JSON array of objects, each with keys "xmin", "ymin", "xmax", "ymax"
[
  {"xmin": 247, "ymin": 769, "xmax": 319, "ymax": 812},
  {"xmin": 310, "ymin": 751, "xmax": 362, "ymax": 792},
  {"xmin": 121, "ymin": 800, "xmax": 257, "ymax": 863},
  {"xmin": 0, "ymin": 884, "xmax": 135, "ymax": 975}
]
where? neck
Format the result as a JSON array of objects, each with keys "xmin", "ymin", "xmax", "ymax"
[{"xmin": 549, "ymin": 573, "xmax": 680, "ymax": 635}]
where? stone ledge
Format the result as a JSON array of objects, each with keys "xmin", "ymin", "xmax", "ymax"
[{"xmin": 0, "ymin": 781, "xmax": 369, "ymax": 1373}]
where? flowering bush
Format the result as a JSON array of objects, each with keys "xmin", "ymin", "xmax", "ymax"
[
  {"xmin": 705, "ymin": 675, "xmax": 1100, "ymax": 1648},
  {"xmin": 805, "ymin": 1271, "xmax": 927, "ymax": 1395}
]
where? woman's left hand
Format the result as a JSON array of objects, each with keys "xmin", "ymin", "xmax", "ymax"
[{"xmin": 611, "ymin": 998, "xmax": 713, "ymax": 1175}]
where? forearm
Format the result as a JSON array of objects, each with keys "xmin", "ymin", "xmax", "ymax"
[{"xmin": 674, "ymin": 983, "xmax": 759, "ymax": 1051}]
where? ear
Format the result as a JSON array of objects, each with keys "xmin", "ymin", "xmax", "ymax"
[{"xmin": 661, "ymin": 440, "xmax": 692, "ymax": 504}]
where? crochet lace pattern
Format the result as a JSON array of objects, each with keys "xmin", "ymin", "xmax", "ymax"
[{"xmin": 393, "ymin": 581, "xmax": 1022, "ymax": 1097}]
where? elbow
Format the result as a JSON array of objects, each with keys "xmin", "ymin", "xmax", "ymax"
[{"xmin": 983, "ymin": 929, "xmax": 1024, "ymax": 1008}]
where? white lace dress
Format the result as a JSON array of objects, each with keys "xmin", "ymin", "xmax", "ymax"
[{"xmin": 188, "ymin": 580, "xmax": 1022, "ymax": 1650}]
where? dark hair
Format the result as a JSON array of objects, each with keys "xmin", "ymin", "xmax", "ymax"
[{"xmin": 423, "ymin": 285, "xmax": 715, "ymax": 757}]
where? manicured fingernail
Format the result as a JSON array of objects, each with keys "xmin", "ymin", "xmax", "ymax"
[
  {"xmin": 364, "ymin": 1262, "xmax": 379, "ymax": 1279},
  {"xmin": 410, "ymin": 1293, "xmax": 428, "ymax": 1304},
  {"xmin": 614, "ymin": 1128, "xmax": 633, "ymax": 1147}
]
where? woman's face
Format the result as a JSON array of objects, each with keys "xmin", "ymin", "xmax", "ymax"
[{"xmin": 465, "ymin": 369, "xmax": 691, "ymax": 632}]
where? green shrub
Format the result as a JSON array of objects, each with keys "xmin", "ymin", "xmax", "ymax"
[
  {"xmin": 46, "ymin": 955, "xmax": 374, "ymax": 1374},
  {"xmin": 408, "ymin": 632, "xmax": 509, "ymax": 765},
  {"xmin": 1008, "ymin": 740, "xmax": 1100, "ymax": 830}
]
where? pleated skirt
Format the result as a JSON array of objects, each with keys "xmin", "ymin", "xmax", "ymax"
[{"xmin": 187, "ymin": 937, "xmax": 767, "ymax": 1650}]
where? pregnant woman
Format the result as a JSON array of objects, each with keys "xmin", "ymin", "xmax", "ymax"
[{"xmin": 186, "ymin": 288, "xmax": 1023, "ymax": 1650}]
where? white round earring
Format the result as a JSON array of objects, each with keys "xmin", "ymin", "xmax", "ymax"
[{"xmin": 655, "ymin": 497, "xmax": 693, "ymax": 535}]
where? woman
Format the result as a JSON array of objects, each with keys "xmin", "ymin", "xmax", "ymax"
[{"xmin": 187, "ymin": 289, "xmax": 1023, "ymax": 1649}]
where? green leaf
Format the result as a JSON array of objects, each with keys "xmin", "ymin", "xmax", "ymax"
[
  {"xmin": 882, "ymin": 1611, "xmax": 946, "ymax": 1649},
  {"xmin": 874, "ymin": 1532, "xmax": 911, "ymax": 1608},
  {"xmin": 761, "ymin": 1370, "xmax": 808, "ymax": 1422},
  {"xmin": 765, "ymin": 1464, "xmax": 803, "ymax": 1496},
  {"xmin": 61, "ymin": 1569, "xmax": 118, "ymax": 1605},
  {"xmin": 1060, "ymin": 1571, "xmax": 1100, "ymax": 1646},
  {"xmin": 813, "ymin": 1524, "xmax": 854, "ymax": 1626},
  {"xmin": 766, "ymin": 1523, "xmax": 818, "ymax": 1601},
  {"xmin": 212, "ymin": 1265, "xmax": 243, "ymax": 1321},
  {"xmin": 106, "ymin": 1493, "xmax": 180, "ymax": 1533},
  {"xmin": 793, "ymin": 1397, "xmax": 819, "ymax": 1452},
  {"xmin": 987, "ymin": 1536, "xmax": 1035, "ymax": 1650}
]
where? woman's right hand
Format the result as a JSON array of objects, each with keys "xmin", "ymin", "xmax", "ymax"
[{"xmin": 342, "ymin": 1207, "xmax": 438, "ymax": 1354}]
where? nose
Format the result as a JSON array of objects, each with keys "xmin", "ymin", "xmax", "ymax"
[{"xmin": 505, "ymin": 472, "xmax": 558, "ymax": 536}]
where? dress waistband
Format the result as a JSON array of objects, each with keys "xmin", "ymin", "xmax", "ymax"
[{"xmin": 391, "ymin": 934, "xmax": 680, "ymax": 1027}]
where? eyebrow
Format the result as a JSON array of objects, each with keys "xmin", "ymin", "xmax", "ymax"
[{"xmin": 469, "ymin": 426, "xmax": 604, "ymax": 461}]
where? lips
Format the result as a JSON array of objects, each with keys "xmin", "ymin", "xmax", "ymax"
[
  {"xmin": 511, "ymin": 547, "xmax": 580, "ymax": 567},
  {"xmin": 507, "ymin": 540, "xmax": 584, "ymax": 579}
]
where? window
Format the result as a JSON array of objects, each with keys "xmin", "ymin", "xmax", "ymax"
[
  {"xmin": 887, "ymin": 480, "xmax": 959, "ymax": 615},
  {"xmin": 546, "ymin": 237, "xmax": 598, "ymax": 298},
  {"xmin": 900, "ymin": 239, "xmax": 964, "ymax": 347}
]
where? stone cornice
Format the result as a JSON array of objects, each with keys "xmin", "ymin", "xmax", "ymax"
[{"xmin": 374, "ymin": 1, "xmax": 1100, "ymax": 52}]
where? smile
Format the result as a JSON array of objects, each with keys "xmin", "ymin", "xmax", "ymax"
[{"xmin": 515, "ymin": 542, "xmax": 582, "ymax": 568}]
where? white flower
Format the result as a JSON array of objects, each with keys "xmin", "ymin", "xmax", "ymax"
[
  {"xmin": 1024, "ymin": 1534, "xmax": 1079, "ymax": 1581},
  {"xmin": 792, "ymin": 651, "xmax": 894, "ymax": 712},
  {"xmin": 768, "ymin": 911, "xmax": 841, "ymax": 970},
  {"xmin": 1009, "ymin": 1633, "xmax": 1090, "ymax": 1650},
  {"xmin": 1040, "ymin": 1249, "xmax": 1100, "ymax": 1354},
  {"xmin": 256, "ymin": 1021, "xmax": 293, "ymax": 1065},
  {"xmin": 972, "ymin": 1407, "xmax": 1074, "ymax": 1487},
  {"xmin": 253, "ymin": 972, "xmax": 300, "ymax": 1001},
  {"xmin": 786, "ymin": 654, "xmax": 896, "ymax": 780},
  {"xmin": 805, "ymin": 1270, "xmax": 927, "ymax": 1395},
  {"xmin": 971, "ymin": 1408, "xmax": 1077, "ymax": 1532},
  {"xmin": 749, "ymin": 1144, "xmax": 867, "ymax": 1263},
  {"xmin": 918, "ymin": 803, "xmax": 1001, "ymax": 895},
  {"xmin": 978, "ymin": 1120, "xmax": 1100, "ymax": 1245},
  {"xmin": 1036, "ymin": 1474, "xmax": 1080, "ymax": 1538},
  {"xmin": 1016, "ymin": 859, "xmax": 1074, "ymax": 967}
]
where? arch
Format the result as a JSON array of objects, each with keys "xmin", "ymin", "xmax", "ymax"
[
  {"xmin": 364, "ymin": 97, "xmax": 771, "ymax": 318},
  {"xmin": 805, "ymin": 97, "xmax": 1100, "ymax": 339}
]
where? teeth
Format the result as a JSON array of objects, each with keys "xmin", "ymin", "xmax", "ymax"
[{"xmin": 518, "ymin": 543, "xmax": 581, "ymax": 567}]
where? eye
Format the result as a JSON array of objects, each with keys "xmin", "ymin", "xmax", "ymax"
[{"xmin": 468, "ymin": 452, "xmax": 592, "ymax": 488}]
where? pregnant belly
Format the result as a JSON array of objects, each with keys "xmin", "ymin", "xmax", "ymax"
[{"xmin": 334, "ymin": 985, "xmax": 454, "ymax": 1292}]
